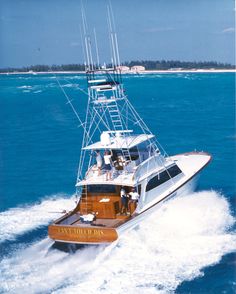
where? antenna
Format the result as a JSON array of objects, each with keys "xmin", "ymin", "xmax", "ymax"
[
  {"xmin": 81, "ymin": 2, "xmax": 94, "ymax": 71},
  {"xmin": 80, "ymin": 25, "xmax": 86, "ymax": 70},
  {"xmin": 107, "ymin": 4, "xmax": 117, "ymax": 67},
  {"xmin": 93, "ymin": 28, "xmax": 100, "ymax": 69},
  {"xmin": 107, "ymin": 2, "xmax": 121, "ymax": 68},
  {"xmin": 109, "ymin": 2, "xmax": 121, "ymax": 67}
]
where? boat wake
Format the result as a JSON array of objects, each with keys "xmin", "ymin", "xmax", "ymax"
[
  {"xmin": 0, "ymin": 194, "xmax": 75, "ymax": 243},
  {"xmin": 0, "ymin": 190, "xmax": 235, "ymax": 293}
]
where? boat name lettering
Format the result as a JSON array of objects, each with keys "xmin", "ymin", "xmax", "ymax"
[{"xmin": 57, "ymin": 227, "xmax": 105, "ymax": 236}]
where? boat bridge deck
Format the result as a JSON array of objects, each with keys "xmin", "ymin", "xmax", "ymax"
[{"xmin": 76, "ymin": 165, "xmax": 136, "ymax": 186}]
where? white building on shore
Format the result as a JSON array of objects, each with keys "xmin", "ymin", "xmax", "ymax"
[
  {"xmin": 131, "ymin": 65, "xmax": 145, "ymax": 72},
  {"xmin": 117, "ymin": 66, "xmax": 130, "ymax": 72}
]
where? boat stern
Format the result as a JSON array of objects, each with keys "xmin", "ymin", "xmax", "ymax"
[{"xmin": 48, "ymin": 224, "xmax": 118, "ymax": 245}]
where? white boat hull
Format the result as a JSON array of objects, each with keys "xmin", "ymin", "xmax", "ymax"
[
  {"xmin": 49, "ymin": 152, "xmax": 210, "ymax": 245},
  {"xmin": 117, "ymin": 175, "xmax": 198, "ymax": 235}
]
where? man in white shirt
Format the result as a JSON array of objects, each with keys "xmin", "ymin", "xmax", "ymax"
[
  {"xmin": 129, "ymin": 188, "xmax": 139, "ymax": 213},
  {"xmin": 104, "ymin": 150, "xmax": 113, "ymax": 180},
  {"xmin": 129, "ymin": 188, "xmax": 139, "ymax": 201}
]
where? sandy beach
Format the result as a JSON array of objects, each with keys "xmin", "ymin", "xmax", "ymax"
[{"xmin": 0, "ymin": 68, "xmax": 235, "ymax": 75}]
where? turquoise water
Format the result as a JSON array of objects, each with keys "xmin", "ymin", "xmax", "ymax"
[{"xmin": 0, "ymin": 73, "xmax": 235, "ymax": 293}]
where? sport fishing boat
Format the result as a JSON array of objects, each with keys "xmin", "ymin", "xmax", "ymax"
[{"xmin": 48, "ymin": 7, "xmax": 211, "ymax": 245}]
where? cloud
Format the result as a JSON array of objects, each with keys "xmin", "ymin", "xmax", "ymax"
[
  {"xmin": 221, "ymin": 27, "xmax": 235, "ymax": 34},
  {"xmin": 142, "ymin": 27, "xmax": 175, "ymax": 33}
]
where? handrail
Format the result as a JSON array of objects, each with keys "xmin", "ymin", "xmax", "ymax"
[{"xmin": 132, "ymin": 153, "xmax": 162, "ymax": 182}]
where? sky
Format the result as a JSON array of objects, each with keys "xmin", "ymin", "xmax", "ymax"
[{"xmin": 0, "ymin": 0, "xmax": 235, "ymax": 68}]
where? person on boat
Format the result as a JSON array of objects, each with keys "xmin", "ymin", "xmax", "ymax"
[
  {"xmin": 104, "ymin": 150, "xmax": 113, "ymax": 180},
  {"xmin": 128, "ymin": 187, "xmax": 139, "ymax": 212},
  {"xmin": 120, "ymin": 186, "xmax": 129, "ymax": 215},
  {"xmin": 129, "ymin": 188, "xmax": 139, "ymax": 202},
  {"xmin": 95, "ymin": 150, "xmax": 103, "ymax": 175}
]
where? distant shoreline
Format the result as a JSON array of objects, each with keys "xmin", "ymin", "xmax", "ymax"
[{"xmin": 0, "ymin": 69, "xmax": 235, "ymax": 75}]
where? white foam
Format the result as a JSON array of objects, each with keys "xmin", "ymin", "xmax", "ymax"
[
  {"xmin": 0, "ymin": 191, "xmax": 235, "ymax": 294},
  {"xmin": 17, "ymin": 85, "xmax": 32, "ymax": 89},
  {"xmin": 17, "ymin": 85, "xmax": 44, "ymax": 93},
  {"xmin": 62, "ymin": 83, "xmax": 80, "ymax": 88},
  {"xmin": 62, "ymin": 83, "xmax": 73, "ymax": 87},
  {"xmin": 0, "ymin": 194, "xmax": 75, "ymax": 242},
  {"xmin": 0, "ymin": 238, "xmax": 106, "ymax": 293},
  {"xmin": 64, "ymin": 75, "xmax": 83, "ymax": 80}
]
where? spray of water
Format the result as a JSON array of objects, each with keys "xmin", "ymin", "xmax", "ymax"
[
  {"xmin": 0, "ymin": 194, "xmax": 75, "ymax": 242},
  {"xmin": 0, "ymin": 191, "xmax": 235, "ymax": 294}
]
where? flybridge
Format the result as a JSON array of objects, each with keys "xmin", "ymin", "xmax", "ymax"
[
  {"xmin": 88, "ymin": 75, "xmax": 121, "ymax": 94},
  {"xmin": 83, "ymin": 133, "xmax": 155, "ymax": 150}
]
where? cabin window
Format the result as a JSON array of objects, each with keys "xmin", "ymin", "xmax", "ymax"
[
  {"xmin": 129, "ymin": 146, "xmax": 139, "ymax": 160},
  {"xmin": 145, "ymin": 164, "xmax": 182, "ymax": 192},
  {"xmin": 167, "ymin": 164, "xmax": 182, "ymax": 178},
  {"xmin": 87, "ymin": 184, "xmax": 117, "ymax": 194},
  {"xmin": 138, "ymin": 184, "xmax": 142, "ymax": 195}
]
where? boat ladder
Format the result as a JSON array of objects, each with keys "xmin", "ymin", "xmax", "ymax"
[
  {"xmin": 106, "ymin": 101, "xmax": 132, "ymax": 163},
  {"xmin": 107, "ymin": 100, "xmax": 123, "ymax": 130}
]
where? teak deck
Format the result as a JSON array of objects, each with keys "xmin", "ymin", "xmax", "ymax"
[{"xmin": 48, "ymin": 189, "xmax": 137, "ymax": 244}]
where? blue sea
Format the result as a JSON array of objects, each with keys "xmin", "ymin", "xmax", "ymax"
[{"xmin": 0, "ymin": 72, "xmax": 235, "ymax": 293}]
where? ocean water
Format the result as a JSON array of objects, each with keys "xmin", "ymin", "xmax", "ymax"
[{"xmin": 0, "ymin": 72, "xmax": 235, "ymax": 293}]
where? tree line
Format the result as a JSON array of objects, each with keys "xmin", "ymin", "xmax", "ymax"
[
  {"xmin": 0, "ymin": 60, "xmax": 234, "ymax": 73},
  {"xmin": 123, "ymin": 60, "xmax": 234, "ymax": 70}
]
